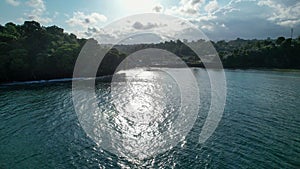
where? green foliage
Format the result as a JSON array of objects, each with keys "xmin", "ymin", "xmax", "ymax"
[
  {"xmin": 8, "ymin": 49, "xmax": 29, "ymax": 79},
  {"xmin": 0, "ymin": 21, "xmax": 86, "ymax": 82},
  {"xmin": 0, "ymin": 20, "xmax": 299, "ymax": 83},
  {"xmin": 276, "ymin": 37, "xmax": 285, "ymax": 45},
  {"xmin": 218, "ymin": 37, "xmax": 300, "ymax": 69},
  {"xmin": 116, "ymin": 37, "xmax": 300, "ymax": 69}
]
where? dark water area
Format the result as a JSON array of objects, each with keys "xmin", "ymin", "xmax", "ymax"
[{"xmin": 0, "ymin": 68, "xmax": 300, "ymax": 168}]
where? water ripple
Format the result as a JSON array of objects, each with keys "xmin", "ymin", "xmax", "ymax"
[{"xmin": 0, "ymin": 69, "xmax": 300, "ymax": 168}]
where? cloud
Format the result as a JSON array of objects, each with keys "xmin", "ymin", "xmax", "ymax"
[
  {"xmin": 201, "ymin": 24, "xmax": 214, "ymax": 31},
  {"xmin": 66, "ymin": 12, "xmax": 107, "ymax": 28},
  {"xmin": 75, "ymin": 15, "xmax": 202, "ymax": 43},
  {"xmin": 158, "ymin": 0, "xmax": 300, "ymax": 40},
  {"xmin": 24, "ymin": 0, "xmax": 52, "ymax": 24},
  {"xmin": 258, "ymin": 0, "xmax": 300, "ymax": 27},
  {"xmin": 213, "ymin": 0, "xmax": 243, "ymax": 16},
  {"xmin": 164, "ymin": 0, "xmax": 231, "ymax": 35},
  {"xmin": 67, "ymin": 0, "xmax": 299, "ymax": 42},
  {"xmin": 204, "ymin": 0, "xmax": 219, "ymax": 13},
  {"xmin": 153, "ymin": 4, "xmax": 164, "ymax": 13},
  {"xmin": 132, "ymin": 21, "xmax": 167, "ymax": 30},
  {"xmin": 26, "ymin": 0, "xmax": 45, "ymax": 10},
  {"xmin": 166, "ymin": 0, "xmax": 206, "ymax": 17},
  {"xmin": 78, "ymin": 26, "xmax": 123, "ymax": 43},
  {"xmin": 199, "ymin": 21, "xmax": 228, "ymax": 32},
  {"xmin": 87, "ymin": 27, "xmax": 100, "ymax": 34},
  {"xmin": 5, "ymin": 0, "xmax": 20, "ymax": 6},
  {"xmin": 278, "ymin": 19, "xmax": 300, "ymax": 27}
]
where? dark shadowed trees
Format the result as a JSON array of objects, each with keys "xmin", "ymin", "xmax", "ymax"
[{"xmin": 0, "ymin": 21, "xmax": 300, "ymax": 83}]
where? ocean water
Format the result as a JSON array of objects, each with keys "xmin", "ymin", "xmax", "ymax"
[{"xmin": 0, "ymin": 68, "xmax": 300, "ymax": 168}]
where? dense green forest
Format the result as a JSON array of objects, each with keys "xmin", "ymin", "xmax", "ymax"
[
  {"xmin": 0, "ymin": 21, "xmax": 85, "ymax": 82},
  {"xmin": 0, "ymin": 21, "xmax": 300, "ymax": 83}
]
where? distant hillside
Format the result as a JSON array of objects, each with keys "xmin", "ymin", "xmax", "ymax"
[{"xmin": 0, "ymin": 21, "xmax": 300, "ymax": 83}]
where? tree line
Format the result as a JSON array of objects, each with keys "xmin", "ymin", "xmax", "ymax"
[{"xmin": 0, "ymin": 21, "xmax": 299, "ymax": 83}]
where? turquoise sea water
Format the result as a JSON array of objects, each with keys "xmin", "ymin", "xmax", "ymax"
[{"xmin": 0, "ymin": 68, "xmax": 300, "ymax": 168}]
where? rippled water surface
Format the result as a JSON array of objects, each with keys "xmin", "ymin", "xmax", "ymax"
[{"xmin": 0, "ymin": 68, "xmax": 300, "ymax": 168}]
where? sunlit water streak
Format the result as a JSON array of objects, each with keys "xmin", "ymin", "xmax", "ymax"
[
  {"xmin": 0, "ymin": 68, "xmax": 300, "ymax": 168},
  {"xmin": 109, "ymin": 70, "xmax": 181, "ymax": 159}
]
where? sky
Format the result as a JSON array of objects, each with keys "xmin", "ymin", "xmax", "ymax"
[{"xmin": 0, "ymin": 0, "xmax": 299, "ymax": 41}]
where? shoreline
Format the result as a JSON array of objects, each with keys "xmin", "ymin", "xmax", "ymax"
[{"xmin": 1, "ymin": 67, "xmax": 300, "ymax": 86}]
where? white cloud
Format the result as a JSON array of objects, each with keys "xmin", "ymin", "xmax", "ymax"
[
  {"xmin": 213, "ymin": 0, "xmax": 242, "ymax": 15},
  {"xmin": 71, "ymin": 14, "xmax": 205, "ymax": 43},
  {"xmin": 5, "ymin": 0, "xmax": 20, "ymax": 6},
  {"xmin": 200, "ymin": 22, "xmax": 227, "ymax": 31},
  {"xmin": 25, "ymin": 15, "xmax": 52, "ymax": 24},
  {"xmin": 71, "ymin": 25, "xmax": 126, "ymax": 43},
  {"xmin": 201, "ymin": 24, "xmax": 214, "ymax": 31},
  {"xmin": 165, "ymin": 0, "xmax": 229, "ymax": 33},
  {"xmin": 278, "ymin": 19, "xmax": 300, "ymax": 27},
  {"xmin": 24, "ymin": 0, "xmax": 52, "ymax": 24},
  {"xmin": 26, "ymin": 0, "xmax": 45, "ymax": 11},
  {"xmin": 66, "ymin": 12, "xmax": 107, "ymax": 28},
  {"xmin": 196, "ymin": 14, "xmax": 217, "ymax": 22},
  {"xmin": 205, "ymin": 0, "xmax": 219, "ymax": 13},
  {"xmin": 258, "ymin": 0, "xmax": 300, "ymax": 27},
  {"xmin": 166, "ymin": 0, "xmax": 206, "ymax": 17}
]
